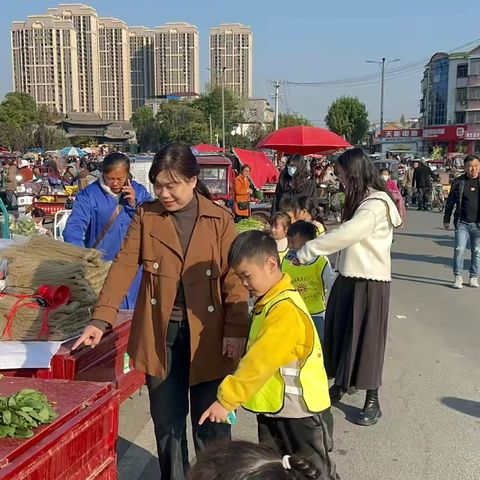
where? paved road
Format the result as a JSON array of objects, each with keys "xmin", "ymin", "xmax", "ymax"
[{"xmin": 117, "ymin": 209, "xmax": 480, "ymax": 479}]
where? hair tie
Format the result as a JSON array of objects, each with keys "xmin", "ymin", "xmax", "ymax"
[{"xmin": 282, "ymin": 455, "xmax": 292, "ymax": 470}]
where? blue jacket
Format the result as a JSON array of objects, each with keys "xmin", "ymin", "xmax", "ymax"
[{"xmin": 63, "ymin": 179, "xmax": 151, "ymax": 309}]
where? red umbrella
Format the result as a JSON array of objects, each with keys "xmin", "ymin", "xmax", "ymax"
[
  {"xmin": 255, "ymin": 126, "xmax": 351, "ymax": 155},
  {"xmin": 193, "ymin": 143, "xmax": 226, "ymax": 152}
]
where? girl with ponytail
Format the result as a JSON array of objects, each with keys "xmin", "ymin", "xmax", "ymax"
[
  {"xmin": 74, "ymin": 143, "xmax": 250, "ymax": 478},
  {"xmin": 187, "ymin": 441, "xmax": 339, "ymax": 480}
]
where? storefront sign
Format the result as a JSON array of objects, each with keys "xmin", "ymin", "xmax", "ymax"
[
  {"xmin": 381, "ymin": 129, "xmax": 422, "ymax": 143},
  {"xmin": 466, "ymin": 132, "xmax": 480, "ymax": 140},
  {"xmin": 422, "ymin": 125, "xmax": 466, "ymax": 140}
]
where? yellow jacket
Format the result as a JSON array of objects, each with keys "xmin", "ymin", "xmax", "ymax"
[{"xmin": 218, "ymin": 273, "xmax": 324, "ymax": 412}]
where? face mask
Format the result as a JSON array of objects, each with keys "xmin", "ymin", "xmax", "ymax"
[
  {"xmin": 381, "ymin": 175, "xmax": 389, "ymax": 181},
  {"xmin": 287, "ymin": 166, "xmax": 297, "ymax": 177},
  {"xmin": 326, "ymin": 170, "xmax": 333, "ymax": 175}
]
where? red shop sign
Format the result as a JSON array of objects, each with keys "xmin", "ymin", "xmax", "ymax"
[
  {"xmin": 382, "ymin": 129, "xmax": 422, "ymax": 141},
  {"xmin": 422, "ymin": 125, "xmax": 466, "ymax": 140}
]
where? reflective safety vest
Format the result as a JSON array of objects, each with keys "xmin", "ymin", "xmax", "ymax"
[
  {"xmin": 281, "ymin": 253, "xmax": 328, "ymax": 315},
  {"xmin": 243, "ymin": 289, "xmax": 330, "ymax": 415},
  {"xmin": 278, "ymin": 244, "xmax": 289, "ymax": 263}
]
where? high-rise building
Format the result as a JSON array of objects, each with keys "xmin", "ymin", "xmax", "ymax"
[
  {"xmin": 154, "ymin": 22, "xmax": 199, "ymax": 95},
  {"xmin": 209, "ymin": 23, "xmax": 253, "ymax": 98},
  {"xmin": 11, "ymin": 15, "xmax": 79, "ymax": 114},
  {"xmin": 129, "ymin": 26, "xmax": 155, "ymax": 112},
  {"xmin": 46, "ymin": 3, "xmax": 101, "ymax": 114},
  {"xmin": 98, "ymin": 17, "xmax": 132, "ymax": 121}
]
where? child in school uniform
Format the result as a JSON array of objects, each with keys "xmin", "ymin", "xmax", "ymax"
[
  {"xmin": 200, "ymin": 230, "xmax": 339, "ymax": 479},
  {"xmin": 292, "ymin": 195, "xmax": 327, "ymax": 236},
  {"xmin": 282, "ymin": 221, "xmax": 335, "ymax": 344},
  {"xmin": 269, "ymin": 212, "xmax": 291, "ymax": 263}
]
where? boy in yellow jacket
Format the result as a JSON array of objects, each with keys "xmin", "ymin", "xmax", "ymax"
[{"xmin": 200, "ymin": 230, "xmax": 339, "ymax": 478}]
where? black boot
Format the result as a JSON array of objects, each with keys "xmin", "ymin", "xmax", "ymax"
[
  {"xmin": 355, "ymin": 389, "xmax": 382, "ymax": 426},
  {"xmin": 329, "ymin": 384, "xmax": 358, "ymax": 404}
]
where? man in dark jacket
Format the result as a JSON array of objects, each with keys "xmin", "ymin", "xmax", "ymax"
[
  {"xmin": 444, "ymin": 154, "xmax": 480, "ymax": 289},
  {"xmin": 412, "ymin": 160, "xmax": 438, "ymax": 211}
]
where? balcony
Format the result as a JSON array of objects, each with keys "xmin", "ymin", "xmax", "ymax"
[
  {"xmin": 457, "ymin": 77, "xmax": 468, "ymax": 88},
  {"xmin": 468, "ymin": 75, "xmax": 480, "ymax": 87}
]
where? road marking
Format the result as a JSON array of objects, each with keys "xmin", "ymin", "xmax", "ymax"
[{"xmin": 117, "ymin": 419, "xmax": 158, "ymax": 480}]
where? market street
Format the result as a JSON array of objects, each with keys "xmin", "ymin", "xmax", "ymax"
[{"xmin": 116, "ymin": 209, "xmax": 480, "ymax": 480}]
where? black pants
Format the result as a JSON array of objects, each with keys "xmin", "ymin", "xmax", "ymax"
[
  {"xmin": 257, "ymin": 410, "xmax": 340, "ymax": 479},
  {"xmin": 146, "ymin": 320, "xmax": 231, "ymax": 480},
  {"xmin": 417, "ymin": 187, "xmax": 430, "ymax": 210}
]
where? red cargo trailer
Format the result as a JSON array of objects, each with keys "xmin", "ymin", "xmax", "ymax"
[
  {"xmin": 0, "ymin": 377, "xmax": 119, "ymax": 480},
  {"xmin": 0, "ymin": 311, "xmax": 145, "ymax": 403}
]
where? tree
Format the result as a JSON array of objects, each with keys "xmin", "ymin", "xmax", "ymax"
[
  {"xmin": 278, "ymin": 112, "xmax": 312, "ymax": 128},
  {"xmin": 131, "ymin": 105, "xmax": 161, "ymax": 152},
  {"xmin": 0, "ymin": 92, "xmax": 38, "ymax": 127},
  {"xmin": 226, "ymin": 133, "xmax": 253, "ymax": 149},
  {"xmin": 325, "ymin": 96, "xmax": 369, "ymax": 145}
]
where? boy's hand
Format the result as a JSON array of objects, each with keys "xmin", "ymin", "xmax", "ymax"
[
  {"xmin": 199, "ymin": 401, "xmax": 230, "ymax": 425},
  {"xmin": 223, "ymin": 337, "xmax": 246, "ymax": 361}
]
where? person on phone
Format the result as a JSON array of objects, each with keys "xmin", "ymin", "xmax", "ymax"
[{"xmin": 63, "ymin": 152, "xmax": 151, "ymax": 309}]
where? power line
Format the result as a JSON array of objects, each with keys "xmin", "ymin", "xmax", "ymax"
[{"xmin": 284, "ymin": 38, "xmax": 480, "ymax": 88}]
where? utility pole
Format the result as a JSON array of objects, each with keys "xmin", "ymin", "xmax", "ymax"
[
  {"xmin": 273, "ymin": 80, "xmax": 281, "ymax": 130},
  {"xmin": 366, "ymin": 58, "xmax": 401, "ymax": 150},
  {"xmin": 221, "ymin": 66, "xmax": 227, "ymax": 149},
  {"xmin": 209, "ymin": 115, "xmax": 213, "ymax": 145}
]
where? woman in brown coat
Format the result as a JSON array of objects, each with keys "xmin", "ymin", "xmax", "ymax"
[
  {"xmin": 233, "ymin": 164, "xmax": 251, "ymax": 223},
  {"xmin": 73, "ymin": 144, "xmax": 250, "ymax": 480}
]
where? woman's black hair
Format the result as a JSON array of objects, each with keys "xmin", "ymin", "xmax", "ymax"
[
  {"xmin": 380, "ymin": 168, "xmax": 391, "ymax": 175},
  {"xmin": 31, "ymin": 208, "xmax": 46, "ymax": 218},
  {"xmin": 337, "ymin": 147, "xmax": 392, "ymax": 222},
  {"xmin": 241, "ymin": 164, "xmax": 251, "ymax": 173},
  {"xmin": 149, "ymin": 143, "xmax": 211, "ymax": 200},
  {"xmin": 102, "ymin": 152, "xmax": 130, "ymax": 174},
  {"xmin": 293, "ymin": 195, "xmax": 326, "ymax": 230},
  {"xmin": 279, "ymin": 153, "xmax": 309, "ymax": 193},
  {"xmin": 187, "ymin": 440, "xmax": 330, "ymax": 480}
]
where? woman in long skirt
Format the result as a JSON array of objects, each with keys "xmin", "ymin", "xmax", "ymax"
[{"xmin": 296, "ymin": 148, "xmax": 402, "ymax": 426}]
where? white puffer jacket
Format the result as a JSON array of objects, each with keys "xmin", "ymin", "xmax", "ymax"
[{"xmin": 297, "ymin": 190, "xmax": 402, "ymax": 282}]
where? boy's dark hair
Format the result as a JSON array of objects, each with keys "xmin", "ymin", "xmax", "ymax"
[
  {"xmin": 287, "ymin": 221, "xmax": 316, "ymax": 241},
  {"xmin": 269, "ymin": 212, "xmax": 292, "ymax": 230},
  {"xmin": 279, "ymin": 194, "xmax": 295, "ymax": 213},
  {"xmin": 187, "ymin": 440, "xmax": 329, "ymax": 480},
  {"xmin": 31, "ymin": 208, "xmax": 46, "ymax": 218},
  {"xmin": 228, "ymin": 230, "xmax": 280, "ymax": 268}
]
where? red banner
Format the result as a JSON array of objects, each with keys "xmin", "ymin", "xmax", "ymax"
[{"xmin": 422, "ymin": 125, "xmax": 466, "ymax": 140}]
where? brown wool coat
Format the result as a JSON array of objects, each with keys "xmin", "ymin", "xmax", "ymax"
[{"xmin": 92, "ymin": 193, "xmax": 250, "ymax": 385}]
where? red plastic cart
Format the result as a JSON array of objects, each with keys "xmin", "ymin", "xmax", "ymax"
[
  {"xmin": 0, "ymin": 311, "xmax": 145, "ymax": 403},
  {"xmin": 0, "ymin": 377, "xmax": 119, "ymax": 479}
]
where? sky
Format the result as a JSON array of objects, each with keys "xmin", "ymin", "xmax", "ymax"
[{"xmin": 2, "ymin": 0, "xmax": 480, "ymax": 126}]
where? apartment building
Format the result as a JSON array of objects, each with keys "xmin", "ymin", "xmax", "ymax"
[
  {"xmin": 154, "ymin": 22, "xmax": 200, "ymax": 95},
  {"xmin": 11, "ymin": 15, "xmax": 79, "ymax": 114},
  {"xmin": 46, "ymin": 3, "xmax": 100, "ymax": 114},
  {"xmin": 209, "ymin": 23, "xmax": 253, "ymax": 98},
  {"xmin": 129, "ymin": 26, "xmax": 155, "ymax": 112},
  {"xmin": 98, "ymin": 17, "xmax": 132, "ymax": 121}
]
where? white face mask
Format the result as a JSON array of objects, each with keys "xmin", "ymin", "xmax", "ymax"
[
  {"xmin": 381, "ymin": 175, "xmax": 389, "ymax": 182},
  {"xmin": 287, "ymin": 166, "xmax": 297, "ymax": 177}
]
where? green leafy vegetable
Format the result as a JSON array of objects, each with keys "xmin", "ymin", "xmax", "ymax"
[
  {"xmin": 235, "ymin": 218, "xmax": 267, "ymax": 234},
  {"xmin": 0, "ymin": 388, "xmax": 58, "ymax": 438}
]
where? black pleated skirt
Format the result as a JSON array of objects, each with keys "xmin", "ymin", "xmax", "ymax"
[{"xmin": 324, "ymin": 274, "xmax": 390, "ymax": 391}]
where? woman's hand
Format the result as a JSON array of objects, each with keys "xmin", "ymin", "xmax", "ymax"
[
  {"xmin": 122, "ymin": 180, "xmax": 136, "ymax": 207},
  {"xmin": 199, "ymin": 401, "xmax": 230, "ymax": 425},
  {"xmin": 71, "ymin": 325, "xmax": 104, "ymax": 350},
  {"xmin": 223, "ymin": 337, "xmax": 247, "ymax": 361}
]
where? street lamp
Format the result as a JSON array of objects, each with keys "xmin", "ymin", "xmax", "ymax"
[
  {"xmin": 366, "ymin": 58, "xmax": 401, "ymax": 147},
  {"xmin": 207, "ymin": 66, "xmax": 228, "ymax": 149}
]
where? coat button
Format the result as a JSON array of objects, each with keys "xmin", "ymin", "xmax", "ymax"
[
  {"xmin": 207, "ymin": 305, "xmax": 214, "ymax": 313},
  {"xmin": 153, "ymin": 262, "xmax": 159, "ymax": 270},
  {"xmin": 206, "ymin": 269, "xmax": 212, "ymax": 277},
  {"xmin": 151, "ymin": 299, "xmax": 157, "ymax": 306}
]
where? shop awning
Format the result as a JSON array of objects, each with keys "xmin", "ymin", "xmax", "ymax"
[{"xmin": 232, "ymin": 148, "xmax": 279, "ymax": 188}]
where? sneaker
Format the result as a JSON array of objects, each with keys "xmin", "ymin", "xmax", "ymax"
[
  {"xmin": 453, "ymin": 276, "xmax": 463, "ymax": 289},
  {"xmin": 469, "ymin": 277, "xmax": 479, "ymax": 288}
]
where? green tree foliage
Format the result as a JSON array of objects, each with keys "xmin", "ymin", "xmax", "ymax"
[
  {"xmin": 0, "ymin": 92, "xmax": 38, "ymax": 127},
  {"xmin": 325, "ymin": 96, "xmax": 370, "ymax": 145},
  {"xmin": 278, "ymin": 112, "xmax": 312, "ymax": 128}
]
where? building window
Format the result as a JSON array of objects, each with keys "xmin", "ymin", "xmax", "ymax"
[
  {"xmin": 457, "ymin": 88, "xmax": 467, "ymax": 101},
  {"xmin": 467, "ymin": 111, "xmax": 480, "ymax": 124},
  {"xmin": 457, "ymin": 64, "xmax": 468, "ymax": 78},
  {"xmin": 455, "ymin": 112, "xmax": 466, "ymax": 123},
  {"xmin": 469, "ymin": 59, "xmax": 480, "ymax": 76}
]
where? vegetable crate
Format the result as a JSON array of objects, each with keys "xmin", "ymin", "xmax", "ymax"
[
  {"xmin": 0, "ymin": 377, "xmax": 120, "ymax": 479},
  {"xmin": 0, "ymin": 311, "xmax": 145, "ymax": 403}
]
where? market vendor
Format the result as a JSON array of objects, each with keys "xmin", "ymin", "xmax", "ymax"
[
  {"xmin": 18, "ymin": 159, "xmax": 34, "ymax": 184},
  {"xmin": 233, "ymin": 164, "xmax": 252, "ymax": 223},
  {"xmin": 63, "ymin": 152, "xmax": 151, "ymax": 309},
  {"xmin": 72, "ymin": 143, "xmax": 250, "ymax": 480}
]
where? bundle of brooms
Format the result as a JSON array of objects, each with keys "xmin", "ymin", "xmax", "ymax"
[{"xmin": 0, "ymin": 236, "xmax": 111, "ymax": 341}]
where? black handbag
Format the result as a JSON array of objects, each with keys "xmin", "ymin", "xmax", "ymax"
[{"xmin": 237, "ymin": 201, "xmax": 250, "ymax": 210}]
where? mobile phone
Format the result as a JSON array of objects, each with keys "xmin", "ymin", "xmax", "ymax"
[{"xmin": 222, "ymin": 411, "xmax": 237, "ymax": 425}]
